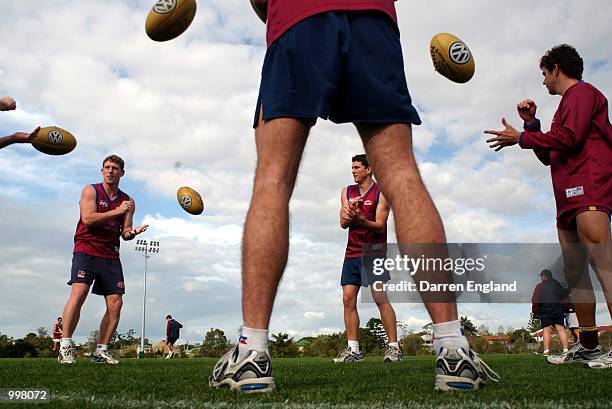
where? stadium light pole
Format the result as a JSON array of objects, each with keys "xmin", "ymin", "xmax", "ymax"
[{"xmin": 135, "ymin": 239, "xmax": 160, "ymax": 359}]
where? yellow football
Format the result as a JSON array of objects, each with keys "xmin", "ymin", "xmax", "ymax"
[
  {"xmin": 145, "ymin": 0, "xmax": 197, "ymax": 42},
  {"xmin": 430, "ymin": 33, "xmax": 475, "ymax": 83},
  {"xmin": 176, "ymin": 186, "xmax": 204, "ymax": 215},
  {"xmin": 31, "ymin": 126, "xmax": 77, "ymax": 155}
]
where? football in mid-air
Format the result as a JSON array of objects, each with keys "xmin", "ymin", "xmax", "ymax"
[
  {"xmin": 31, "ymin": 126, "xmax": 77, "ymax": 155},
  {"xmin": 145, "ymin": 0, "xmax": 197, "ymax": 42},
  {"xmin": 430, "ymin": 33, "xmax": 475, "ymax": 83},
  {"xmin": 176, "ymin": 186, "xmax": 204, "ymax": 215}
]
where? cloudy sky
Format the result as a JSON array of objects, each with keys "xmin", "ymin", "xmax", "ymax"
[{"xmin": 1, "ymin": 0, "xmax": 610, "ymax": 344}]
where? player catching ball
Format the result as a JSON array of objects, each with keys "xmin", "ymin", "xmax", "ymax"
[
  {"xmin": 58, "ymin": 155, "xmax": 148, "ymax": 364},
  {"xmin": 486, "ymin": 44, "xmax": 612, "ymax": 369}
]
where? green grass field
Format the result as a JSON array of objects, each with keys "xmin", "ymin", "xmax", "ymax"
[{"xmin": 0, "ymin": 355, "xmax": 610, "ymax": 408}]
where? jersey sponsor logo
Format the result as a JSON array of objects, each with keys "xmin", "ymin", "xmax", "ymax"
[
  {"xmin": 99, "ymin": 200, "xmax": 109, "ymax": 208},
  {"xmin": 153, "ymin": 0, "xmax": 176, "ymax": 14},
  {"xmin": 565, "ymin": 186, "xmax": 584, "ymax": 198},
  {"xmin": 364, "ymin": 200, "xmax": 372, "ymax": 206},
  {"xmin": 239, "ymin": 335, "xmax": 248, "ymax": 345},
  {"xmin": 77, "ymin": 270, "xmax": 86, "ymax": 278},
  {"xmin": 448, "ymin": 42, "xmax": 471, "ymax": 65}
]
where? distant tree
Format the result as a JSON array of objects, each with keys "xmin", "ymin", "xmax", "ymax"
[
  {"xmin": 460, "ymin": 316, "xmax": 478, "ymax": 336},
  {"xmin": 87, "ymin": 330, "xmax": 100, "ymax": 352},
  {"xmin": 527, "ymin": 314, "xmax": 541, "ymax": 334},
  {"xmin": 477, "ymin": 324, "xmax": 490, "ymax": 336},
  {"xmin": 496, "ymin": 326, "xmax": 506, "ymax": 335},
  {"xmin": 365, "ymin": 318, "xmax": 387, "ymax": 350},
  {"xmin": 36, "ymin": 327, "xmax": 49, "ymax": 338},
  {"xmin": 270, "ymin": 333, "xmax": 298, "ymax": 357},
  {"xmin": 400, "ymin": 334, "xmax": 423, "ymax": 356},
  {"xmin": 303, "ymin": 332, "xmax": 346, "ymax": 357},
  {"xmin": 201, "ymin": 328, "xmax": 229, "ymax": 357},
  {"xmin": 510, "ymin": 328, "xmax": 534, "ymax": 343}
]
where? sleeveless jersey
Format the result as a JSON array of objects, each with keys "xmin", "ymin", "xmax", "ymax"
[
  {"xmin": 73, "ymin": 183, "xmax": 130, "ymax": 259},
  {"xmin": 345, "ymin": 182, "xmax": 387, "ymax": 258}
]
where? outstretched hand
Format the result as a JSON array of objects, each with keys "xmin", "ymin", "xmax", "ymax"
[
  {"xmin": 484, "ymin": 118, "xmax": 521, "ymax": 152},
  {"xmin": 12, "ymin": 127, "xmax": 41, "ymax": 143}
]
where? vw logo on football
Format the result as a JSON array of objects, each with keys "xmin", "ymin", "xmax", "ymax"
[
  {"xmin": 180, "ymin": 195, "xmax": 192, "ymax": 209},
  {"xmin": 449, "ymin": 42, "xmax": 471, "ymax": 65},
  {"xmin": 47, "ymin": 130, "xmax": 64, "ymax": 145},
  {"xmin": 153, "ymin": 0, "xmax": 176, "ymax": 14}
]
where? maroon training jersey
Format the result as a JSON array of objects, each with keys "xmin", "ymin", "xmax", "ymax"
[
  {"xmin": 520, "ymin": 81, "xmax": 612, "ymax": 219},
  {"xmin": 73, "ymin": 183, "xmax": 130, "ymax": 259},
  {"xmin": 266, "ymin": 0, "xmax": 398, "ymax": 47},
  {"xmin": 345, "ymin": 182, "xmax": 387, "ymax": 258}
]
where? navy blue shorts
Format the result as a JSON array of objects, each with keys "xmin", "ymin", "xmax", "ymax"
[
  {"xmin": 540, "ymin": 314, "xmax": 565, "ymax": 329},
  {"xmin": 254, "ymin": 10, "xmax": 421, "ymax": 128},
  {"xmin": 341, "ymin": 256, "xmax": 390, "ymax": 287},
  {"xmin": 68, "ymin": 253, "xmax": 125, "ymax": 296}
]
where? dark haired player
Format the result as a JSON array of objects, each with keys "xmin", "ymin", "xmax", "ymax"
[
  {"xmin": 335, "ymin": 154, "xmax": 401, "ymax": 363},
  {"xmin": 486, "ymin": 44, "xmax": 612, "ymax": 368},
  {"xmin": 58, "ymin": 155, "xmax": 148, "ymax": 364}
]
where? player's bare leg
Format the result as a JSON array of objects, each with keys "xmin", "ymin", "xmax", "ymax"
[
  {"xmin": 342, "ymin": 285, "xmax": 360, "ymax": 342},
  {"xmin": 576, "ymin": 211, "xmax": 612, "ymax": 318},
  {"xmin": 542, "ymin": 326, "xmax": 552, "ymax": 353},
  {"xmin": 357, "ymin": 122, "xmax": 499, "ymax": 389},
  {"xmin": 357, "ymin": 123, "xmax": 457, "ymax": 322},
  {"xmin": 61, "ymin": 283, "xmax": 90, "ymax": 338},
  {"xmin": 91, "ymin": 294, "xmax": 123, "ymax": 364},
  {"xmin": 99, "ymin": 294, "xmax": 123, "ymax": 344},
  {"xmin": 210, "ymin": 114, "xmax": 311, "ymax": 392},
  {"xmin": 370, "ymin": 287, "xmax": 397, "ymax": 343},
  {"xmin": 58, "ymin": 283, "xmax": 89, "ymax": 363},
  {"xmin": 242, "ymin": 116, "xmax": 311, "ymax": 330}
]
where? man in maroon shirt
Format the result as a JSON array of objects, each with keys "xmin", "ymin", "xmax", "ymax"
[
  {"xmin": 57, "ymin": 155, "xmax": 148, "ymax": 364},
  {"xmin": 211, "ymin": 0, "xmax": 498, "ymax": 392},
  {"xmin": 486, "ymin": 44, "xmax": 612, "ymax": 366},
  {"xmin": 335, "ymin": 154, "xmax": 401, "ymax": 363}
]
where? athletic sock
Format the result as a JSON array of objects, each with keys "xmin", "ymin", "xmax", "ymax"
[
  {"xmin": 388, "ymin": 341, "xmax": 399, "ymax": 349},
  {"xmin": 238, "ymin": 326, "xmax": 269, "ymax": 360},
  {"xmin": 60, "ymin": 338, "xmax": 72, "ymax": 348},
  {"xmin": 95, "ymin": 344, "xmax": 108, "ymax": 354},
  {"xmin": 432, "ymin": 320, "xmax": 470, "ymax": 355},
  {"xmin": 579, "ymin": 327, "xmax": 599, "ymax": 350},
  {"xmin": 543, "ymin": 349, "xmax": 550, "ymax": 354},
  {"xmin": 563, "ymin": 348, "xmax": 569, "ymax": 353},
  {"xmin": 348, "ymin": 340, "xmax": 360, "ymax": 354}
]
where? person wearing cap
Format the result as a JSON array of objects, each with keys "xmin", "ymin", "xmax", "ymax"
[{"xmin": 531, "ymin": 269, "xmax": 569, "ymax": 355}]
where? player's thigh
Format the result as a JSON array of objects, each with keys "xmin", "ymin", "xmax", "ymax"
[
  {"xmin": 253, "ymin": 117, "xmax": 311, "ymax": 188},
  {"xmin": 576, "ymin": 210, "xmax": 611, "ymax": 244}
]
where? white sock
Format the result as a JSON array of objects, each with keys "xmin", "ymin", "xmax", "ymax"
[
  {"xmin": 433, "ymin": 320, "xmax": 470, "ymax": 355},
  {"xmin": 238, "ymin": 326, "xmax": 269, "ymax": 359},
  {"xmin": 60, "ymin": 338, "xmax": 72, "ymax": 348},
  {"xmin": 95, "ymin": 344, "xmax": 108, "ymax": 353},
  {"xmin": 348, "ymin": 340, "xmax": 360, "ymax": 353},
  {"xmin": 543, "ymin": 349, "xmax": 550, "ymax": 354},
  {"xmin": 388, "ymin": 341, "xmax": 399, "ymax": 349},
  {"xmin": 563, "ymin": 348, "xmax": 568, "ymax": 353}
]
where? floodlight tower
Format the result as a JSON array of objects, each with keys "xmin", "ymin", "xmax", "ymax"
[{"xmin": 134, "ymin": 239, "xmax": 160, "ymax": 359}]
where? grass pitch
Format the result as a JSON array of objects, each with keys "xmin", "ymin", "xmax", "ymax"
[{"xmin": 0, "ymin": 355, "xmax": 610, "ymax": 408}]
